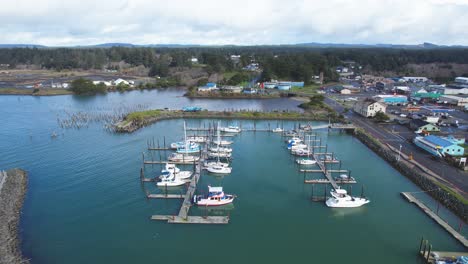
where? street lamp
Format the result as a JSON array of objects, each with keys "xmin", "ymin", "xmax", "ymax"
[{"xmin": 397, "ymin": 144, "xmax": 402, "ymax": 162}]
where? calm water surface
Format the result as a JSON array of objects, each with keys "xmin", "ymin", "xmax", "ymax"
[{"xmin": 0, "ymin": 90, "xmax": 465, "ymax": 264}]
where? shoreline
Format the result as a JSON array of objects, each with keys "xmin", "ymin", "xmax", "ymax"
[
  {"xmin": 0, "ymin": 169, "xmax": 29, "ymax": 264},
  {"xmin": 351, "ymin": 128, "xmax": 468, "ymax": 222},
  {"xmin": 114, "ymin": 109, "xmax": 340, "ymax": 133},
  {"xmin": 0, "ymin": 88, "xmax": 73, "ymax": 96}
]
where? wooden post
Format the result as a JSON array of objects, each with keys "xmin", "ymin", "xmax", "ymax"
[
  {"xmin": 426, "ymin": 244, "xmax": 432, "ymax": 262},
  {"xmin": 422, "ymin": 240, "xmax": 427, "ymax": 256},
  {"xmin": 324, "ymin": 184, "xmax": 327, "ymax": 200},
  {"xmin": 140, "ymin": 167, "xmax": 144, "ymax": 181},
  {"xmin": 419, "ymin": 236, "xmax": 424, "ymax": 252},
  {"xmin": 163, "ymin": 136, "xmax": 166, "ymax": 148},
  {"xmin": 459, "ymin": 220, "xmax": 463, "ymax": 232},
  {"xmin": 436, "ymin": 202, "xmax": 440, "ymax": 215},
  {"xmin": 142, "ymin": 152, "xmax": 145, "ymax": 165}
]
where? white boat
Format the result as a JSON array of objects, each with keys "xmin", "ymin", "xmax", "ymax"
[
  {"xmin": 296, "ymin": 159, "xmax": 316, "ymax": 165},
  {"xmin": 292, "ymin": 148, "xmax": 312, "ymax": 156},
  {"xmin": 186, "ymin": 136, "xmax": 206, "ymax": 143},
  {"xmin": 171, "ymin": 141, "xmax": 201, "ymax": 149},
  {"xmin": 193, "ymin": 186, "xmax": 235, "ymax": 206},
  {"xmin": 272, "ymin": 127, "xmax": 283, "ymax": 133},
  {"xmin": 168, "ymin": 153, "xmax": 199, "ymax": 163},
  {"xmin": 156, "ymin": 171, "xmax": 186, "ymax": 187},
  {"xmin": 207, "ymin": 164, "xmax": 232, "ymax": 174},
  {"xmin": 220, "ymin": 125, "xmax": 241, "ymax": 133},
  {"xmin": 335, "ymin": 174, "xmax": 355, "ymax": 181},
  {"xmin": 208, "ymin": 152, "xmax": 231, "ymax": 158},
  {"xmin": 162, "ymin": 163, "xmax": 193, "ymax": 179},
  {"xmin": 289, "ymin": 143, "xmax": 308, "ymax": 151},
  {"xmin": 286, "ymin": 137, "xmax": 302, "ymax": 144},
  {"xmin": 176, "ymin": 142, "xmax": 201, "ymax": 154},
  {"xmin": 321, "ymin": 155, "xmax": 339, "ymax": 163},
  {"xmin": 325, "ymin": 189, "xmax": 370, "ymax": 208},
  {"xmin": 213, "ymin": 140, "xmax": 233, "ymax": 146},
  {"xmin": 204, "ymin": 161, "xmax": 230, "ymax": 168},
  {"xmin": 209, "ymin": 146, "xmax": 232, "ymax": 153}
]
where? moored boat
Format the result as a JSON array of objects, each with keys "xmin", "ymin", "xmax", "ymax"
[
  {"xmin": 296, "ymin": 158, "xmax": 316, "ymax": 165},
  {"xmin": 209, "ymin": 146, "xmax": 232, "ymax": 153},
  {"xmin": 325, "ymin": 189, "xmax": 369, "ymax": 208},
  {"xmin": 193, "ymin": 186, "xmax": 235, "ymax": 206},
  {"xmin": 220, "ymin": 125, "xmax": 241, "ymax": 133},
  {"xmin": 207, "ymin": 164, "xmax": 232, "ymax": 174},
  {"xmin": 168, "ymin": 153, "xmax": 199, "ymax": 163},
  {"xmin": 272, "ymin": 127, "xmax": 283, "ymax": 133},
  {"xmin": 156, "ymin": 171, "xmax": 186, "ymax": 187}
]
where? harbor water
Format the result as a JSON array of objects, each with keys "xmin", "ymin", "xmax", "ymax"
[{"xmin": 0, "ymin": 90, "xmax": 465, "ymax": 264}]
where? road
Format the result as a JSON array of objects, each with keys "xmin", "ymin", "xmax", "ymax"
[{"xmin": 324, "ymin": 97, "xmax": 468, "ymax": 198}]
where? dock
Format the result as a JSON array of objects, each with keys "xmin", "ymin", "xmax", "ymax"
[
  {"xmin": 304, "ymin": 179, "xmax": 356, "ymax": 184},
  {"xmin": 147, "ymin": 194, "xmax": 184, "ymax": 199},
  {"xmin": 401, "ymin": 192, "xmax": 468, "ymax": 247},
  {"xmin": 312, "ymin": 153, "xmax": 339, "ymax": 190},
  {"xmin": 300, "ymin": 169, "xmax": 348, "ymax": 173},
  {"xmin": 144, "ymin": 160, "xmax": 198, "ymax": 165},
  {"xmin": 151, "ymin": 215, "xmax": 229, "ymax": 224}
]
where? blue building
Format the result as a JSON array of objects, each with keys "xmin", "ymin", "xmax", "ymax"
[
  {"xmin": 198, "ymin": 82, "xmax": 218, "ymax": 92},
  {"xmin": 374, "ymin": 95, "xmax": 408, "ymax": 105},
  {"xmin": 413, "ymin": 135, "xmax": 465, "ymax": 157}
]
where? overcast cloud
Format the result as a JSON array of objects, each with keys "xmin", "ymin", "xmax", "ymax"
[{"xmin": 1, "ymin": 0, "xmax": 467, "ymax": 46}]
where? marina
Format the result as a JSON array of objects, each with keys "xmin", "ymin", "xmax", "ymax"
[{"xmin": 1, "ymin": 92, "xmax": 466, "ymax": 263}]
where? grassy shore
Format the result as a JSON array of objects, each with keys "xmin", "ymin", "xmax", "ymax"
[
  {"xmin": 116, "ymin": 109, "xmax": 338, "ymax": 133},
  {"xmin": 0, "ymin": 88, "xmax": 73, "ymax": 96}
]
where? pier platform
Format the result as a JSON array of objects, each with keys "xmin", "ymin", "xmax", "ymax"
[
  {"xmin": 151, "ymin": 215, "xmax": 229, "ymax": 224},
  {"xmin": 304, "ymin": 179, "xmax": 356, "ymax": 184},
  {"xmin": 401, "ymin": 192, "xmax": 468, "ymax": 247}
]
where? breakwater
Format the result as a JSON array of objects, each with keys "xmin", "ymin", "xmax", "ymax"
[
  {"xmin": 352, "ymin": 128, "xmax": 467, "ymax": 222},
  {"xmin": 0, "ymin": 169, "xmax": 29, "ymax": 264},
  {"xmin": 115, "ymin": 109, "xmax": 339, "ymax": 133}
]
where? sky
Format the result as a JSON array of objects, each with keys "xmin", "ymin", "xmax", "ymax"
[{"xmin": 1, "ymin": 0, "xmax": 468, "ymax": 46}]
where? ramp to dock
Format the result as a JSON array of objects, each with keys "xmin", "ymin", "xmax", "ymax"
[{"xmin": 401, "ymin": 192, "xmax": 468, "ymax": 248}]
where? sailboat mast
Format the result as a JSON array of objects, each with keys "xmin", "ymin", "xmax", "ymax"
[{"xmin": 184, "ymin": 121, "xmax": 188, "ymax": 154}]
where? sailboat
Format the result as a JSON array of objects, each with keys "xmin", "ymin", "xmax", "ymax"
[
  {"xmin": 219, "ymin": 125, "xmax": 241, "ymax": 133},
  {"xmin": 296, "ymin": 135, "xmax": 316, "ymax": 165},
  {"xmin": 207, "ymin": 122, "xmax": 233, "ymax": 174},
  {"xmin": 176, "ymin": 121, "xmax": 201, "ymax": 154}
]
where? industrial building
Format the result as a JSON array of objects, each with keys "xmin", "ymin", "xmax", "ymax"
[
  {"xmin": 413, "ymin": 135, "xmax": 465, "ymax": 157},
  {"xmin": 373, "ymin": 95, "xmax": 408, "ymax": 105}
]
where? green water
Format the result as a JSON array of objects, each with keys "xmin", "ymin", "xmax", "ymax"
[
  {"xmin": 0, "ymin": 91, "xmax": 463, "ymax": 263},
  {"xmin": 16, "ymin": 119, "xmax": 464, "ymax": 263}
]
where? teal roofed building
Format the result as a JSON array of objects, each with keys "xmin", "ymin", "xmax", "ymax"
[{"xmin": 413, "ymin": 135, "xmax": 465, "ymax": 157}]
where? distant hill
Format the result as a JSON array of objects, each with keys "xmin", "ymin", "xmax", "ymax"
[
  {"xmin": 0, "ymin": 42, "xmax": 465, "ymax": 49},
  {"xmin": 0, "ymin": 44, "xmax": 46, "ymax": 48}
]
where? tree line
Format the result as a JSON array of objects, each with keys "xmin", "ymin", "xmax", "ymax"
[{"xmin": 0, "ymin": 46, "xmax": 467, "ymax": 83}]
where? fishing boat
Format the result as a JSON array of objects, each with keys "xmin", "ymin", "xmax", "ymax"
[
  {"xmin": 156, "ymin": 171, "xmax": 186, "ymax": 187},
  {"xmin": 182, "ymin": 106, "xmax": 202, "ymax": 112},
  {"xmin": 296, "ymin": 135, "xmax": 316, "ymax": 164},
  {"xmin": 325, "ymin": 188, "xmax": 370, "ymax": 208},
  {"xmin": 284, "ymin": 131, "xmax": 298, "ymax": 137},
  {"xmin": 171, "ymin": 141, "xmax": 201, "ymax": 149},
  {"xmin": 162, "ymin": 163, "xmax": 193, "ymax": 179},
  {"xmin": 168, "ymin": 153, "xmax": 199, "ymax": 163},
  {"xmin": 272, "ymin": 127, "xmax": 283, "ymax": 133},
  {"xmin": 176, "ymin": 142, "xmax": 201, "ymax": 154},
  {"xmin": 219, "ymin": 125, "xmax": 241, "ymax": 133},
  {"xmin": 193, "ymin": 186, "xmax": 235, "ymax": 206},
  {"xmin": 209, "ymin": 146, "xmax": 232, "ymax": 153}
]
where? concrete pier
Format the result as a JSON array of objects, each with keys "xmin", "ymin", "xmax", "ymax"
[{"xmin": 401, "ymin": 192, "xmax": 467, "ymax": 248}]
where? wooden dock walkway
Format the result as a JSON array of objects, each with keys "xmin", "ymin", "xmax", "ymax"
[
  {"xmin": 304, "ymin": 179, "xmax": 356, "ymax": 184},
  {"xmin": 401, "ymin": 192, "xmax": 468, "ymax": 248},
  {"xmin": 144, "ymin": 160, "xmax": 198, "ymax": 165},
  {"xmin": 151, "ymin": 215, "xmax": 229, "ymax": 224},
  {"xmin": 147, "ymin": 194, "xmax": 184, "ymax": 199},
  {"xmin": 313, "ymin": 153, "xmax": 339, "ymax": 190},
  {"xmin": 300, "ymin": 169, "xmax": 348, "ymax": 173}
]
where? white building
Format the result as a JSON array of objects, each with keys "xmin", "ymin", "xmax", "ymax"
[
  {"xmin": 440, "ymin": 95, "xmax": 468, "ymax": 106},
  {"xmin": 340, "ymin": 89, "xmax": 351, "ymax": 94},
  {"xmin": 353, "ymin": 101, "xmax": 387, "ymax": 117},
  {"xmin": 403, "ymin": 77, "xmax": 428, "ymax": 82},
  {"xmin": 190, "ymin": 57, "xmax": 198, "ymax": 64},
  {"xmin": 455, "ymin": 77, "xmax": 468, "ymax": 85},
  {"xmin": 92, "ymin": 81, "xmax": 112, "ymax": 87},
  {"xmin": 114, "ymin": 78, "xmax": 130, "ymax": 86},
  {"xmin": 437, "ymin": 87, "xmax": 468, "ymax": 95}
]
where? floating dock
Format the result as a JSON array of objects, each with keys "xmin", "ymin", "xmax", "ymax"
[
  {"xmin": 304, "ymin": 179, "xmax": 357, "ymax": 184},
  {"xmin": 401, "ymin": 192, "xmax": 467, "ymax": 248}
]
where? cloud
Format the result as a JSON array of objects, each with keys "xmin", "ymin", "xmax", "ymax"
[{"xmin": 0, "ymin": 0, "xmax": 467, "ymax": 45}]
